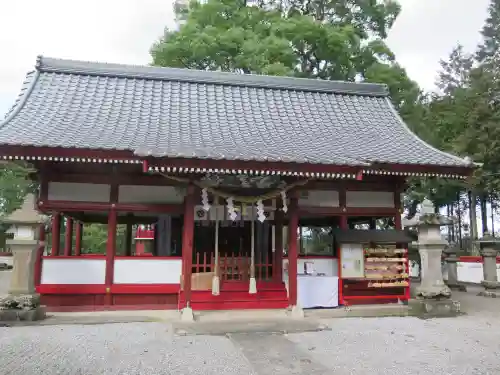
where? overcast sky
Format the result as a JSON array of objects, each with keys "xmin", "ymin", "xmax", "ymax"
[{"xmin": 0, "ymin": 0, "xmax": 490, "ymax": 118}]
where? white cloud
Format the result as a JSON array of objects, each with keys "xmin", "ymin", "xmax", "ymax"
[
  {"xmin": 0, "ymin": 0, "xmax": 491, "ymax": 116},
  {"xmin": 387, "ymin": 0, "xmax": 489, "ymax": 90},
  {"xmin": 0, "ymin": 0, "xmax": 175, "ymax": 116}
]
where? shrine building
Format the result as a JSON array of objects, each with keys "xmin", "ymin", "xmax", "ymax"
[{"xmin": 0, "ymin": 57, "xmax": 474, "ymax": 312}]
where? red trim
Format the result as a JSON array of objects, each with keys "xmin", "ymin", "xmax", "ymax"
[
  {"xmin": 45, "ymin": 304, "xmax": 178, "ymax": 312},
  {"xmin": 36, "ymin": 284, "xmax": 106, "ymax": 294},
  {"xmin": 343, "ymin": 294, "xmax": 407, "ymax": 301},
  {"xmin": 111, "ymin": 284, "xmax": 180, "ymax": 294},
  {"xmin": 459, "ymin": 256, "xmax": 500, "ymax": 263},
  {"xmin": 36, "ymin": 283, "xmax": 181, "ymax": 295},
  {"xmin": 0, "ymin": 252, "xmax": 13, "ymax": 256},
  {"xmin": 114, "ymin": 256, "xmax": 183, "ymax": 260},
  {"xmin": 38, "ymin": 200, "xmax": 183, "ymax": 214},
  {"xmin": 42, "ymin": 255, "xmax": 106, "ymax": 259}
]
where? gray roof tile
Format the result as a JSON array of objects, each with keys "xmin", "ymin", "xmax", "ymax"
[{"xmin": 0, "ymin": 56, "xmax": 470, "ymax": 167}]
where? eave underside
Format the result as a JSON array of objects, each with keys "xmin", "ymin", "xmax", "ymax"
[{"xmin": 0, "ymin": 145, "xmax": 473, "ymax": 179}]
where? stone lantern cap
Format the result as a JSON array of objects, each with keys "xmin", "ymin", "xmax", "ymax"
[
  {"xmin": 1, "ymin": 194, "xmax": 46, "ymax": 225},
  {"xmin": 475, "ymin": 233, "xmax": 500, "ymax": 255},
  {"xmin": 402, "ymin": 198, "xmax": 454, "ymax": 228}
]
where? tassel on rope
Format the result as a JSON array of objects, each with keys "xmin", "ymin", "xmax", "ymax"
[
  {"xmin": 211, "ymin": 197, "xmax": 220, "ymax": 296},
  {"xmin": 249, "ymin": 205, "xmax": 257, "ymax": 294}
]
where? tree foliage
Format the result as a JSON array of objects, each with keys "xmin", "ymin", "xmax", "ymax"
[{"xmin": 0, "ymin": 162, "xmax": 34, "ymax": 218}]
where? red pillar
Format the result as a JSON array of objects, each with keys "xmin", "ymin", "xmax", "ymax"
[
  {"xmin": 287, "ymin": 195, "xmax": 299, "ymax": 307},
  {"xmin": 34, "ymin": 224, "xmax": 46, "ymax": 287},
  {"xmin": 394, "ymin": 191, "xmax": 402, "ymax": 230},
  {"xmin": 105, "ymin": 208, "xmax": 117, "ymax": 305},
  {"xmin": 273, "ymin": 208, "xmax": 284, "ymax": 283},
  {"xmin": 50, "ymin": 212, "xmax": 61, "ymax": 256},
  {"xmin": 125, "ymin": 222, "xmax": 133, "ymax": 256},
  {"xmin": 181, "ymin": 185, "xmax": 195, "ymax": 308},
  {"xmin": 339, "ymin": 188, "xmax": 347, "ymax": 305},
  {"xmin": 64, "ymin": 217, "xmax": 73, "ymax": 256},
  {"xmin": 75, "ymin": 222, "xmax": 83, "ymax": 256}
]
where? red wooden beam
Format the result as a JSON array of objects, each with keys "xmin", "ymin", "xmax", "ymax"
[
  {"xmin": 273, "ymin": 205, "xmax": 284, "ymax": 283},
  {"xmin": 287, "ymin": 194, "xmax": 299, "ymax": 307},
  {"xmin": 104, "ymin": 185, "xmax": 119, "ymax": 305},
  {"xmin": 43, "ymin": 172, "xmax": 183, "ymax": 186},
  {"xmin": 38, "ymin": 200, "xmax": 183, "ymax": 214},
  {"xmin": 298, "ymin": 206, "xmax": 398, "ymax": 217},
  {"xmin": 75, "ymin": 222, "xmax": 83, "ymax": 256},
  {"xmin": 34, "ymin": 224, "xmax": 46, "ymax": 287},
  {"xmin": 51, "ymin": 212, "xmax": 61, "ymax": 256},
  {"xmin": 64, "ymin": 217, "xmax": 73, "ymax": 256},
  {"xmin": 181, "ymin": 185, "xmax": 195, "ymax": 309}
]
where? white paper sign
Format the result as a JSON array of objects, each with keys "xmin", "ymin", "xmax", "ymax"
[{"xmin": 340, "ymin": 243, "xmax": 364, "ymax": 278}]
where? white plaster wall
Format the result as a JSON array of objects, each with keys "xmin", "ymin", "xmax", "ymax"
[
  {"xmin": 41, "ymin": 258, "xmax": 106, "ymax": 284},
  {"xmin": 413, "ymin": 261, "xmax": 500, "ymax": 284},
  {"xmin": 113, "ymin": 258, "xmax": 182, "ymax": 284},
  {"xmin": 346, "ymin": 191, "xmax": 394, "ymax": 208},
  {"xmin": 282, "ymin": 258, "xmax": 338, "ymax": 280},
  {"xmin": 48, "ymin": 182, "xmax": 110, "ymax": 202},
  {"xmin": 298, "ymin": 190, "xmax": 340, "ymax": 207},
  {"xmin": 118, "ymin": 185, "xmax": 184, "ymax": 204}
]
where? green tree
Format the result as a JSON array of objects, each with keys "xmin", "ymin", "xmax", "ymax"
[
  {"xmin": 477, "ymin": 0, "xmax": 500, "ymax": 62},
  {"xmin": 0, "ymin": 162, "xmax": 34, "ymax": 217},
  {"xmin": 152, "ymin": 0, "xmax": 410, "ymax": 87}
]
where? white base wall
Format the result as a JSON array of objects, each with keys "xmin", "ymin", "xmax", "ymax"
[
  {"xmin": 410, "ymin": 261, "xmax": 500, "ymax": 284},
  {"xmin": 41, "ymin": 258, "xmax": 106, "ymax": 284},
  {"xmin": 113, "ymin": 258, "xmax": 182, "ymax": 284}
]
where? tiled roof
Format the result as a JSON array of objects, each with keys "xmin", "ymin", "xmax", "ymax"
[{"xmin": 0, "ymin": 56, "xmax": 471, "ymax": 168}]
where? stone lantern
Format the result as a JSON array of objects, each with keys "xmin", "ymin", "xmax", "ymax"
[
  {"xmin": 0, "ymin": 194, "xmax": 48, "ymax": 321},
  {"xmin": 403, "ymin": 198, "xmax": 459, "ymax": 317},
  {"xmin": 475, "ymin": 233, "xmax": 500, "ymax": 297}
]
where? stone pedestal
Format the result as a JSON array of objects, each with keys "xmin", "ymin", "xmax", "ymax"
[
  {"xmin": 8, "ymin": 240, "xmax": 38, "ymax": 295},
  {"xmin": 443, "ymin": 243, "xmax": 466, "ymax": 292},
  {"xmin": 477, "ymin": 235, "xmax": 500, "ymax": 298},
  {"xmin": 403, "ymin": 198, "xmax": 460, "ymax": 317},
  {"xmin": 0, "ymin": 195, "xmax": 47, "ymax": 322}
]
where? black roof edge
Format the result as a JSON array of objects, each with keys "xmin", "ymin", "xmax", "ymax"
[{"xmin": 35, "ymin": 56, "xmax": 390, "ymax": 97}]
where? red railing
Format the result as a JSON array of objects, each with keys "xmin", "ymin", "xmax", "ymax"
[{"xmin": 192, "ymin": 250, "xmax": 273, "ymax": 281}]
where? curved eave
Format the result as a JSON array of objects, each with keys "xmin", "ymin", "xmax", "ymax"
[
  {"xmin": 0, "ymin": 145, "xmax": 471, "ymax": 180},
  {"xmin": 384, "ymin": 97, "xmax": 474, "ymax": 169}
]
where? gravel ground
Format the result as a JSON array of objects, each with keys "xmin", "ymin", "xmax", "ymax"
[{"xmin": 1, "ymin": 314, "xmax": 500, "ymax": 375}]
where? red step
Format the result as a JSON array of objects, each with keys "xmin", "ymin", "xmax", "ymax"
[
  {"xmin": 220, "ymin": 281, "xmax": 286, "ymax": 292},
  {"xmin": 179, "ymin": 286, "xmax": 289, "ymax": 310},
  {"xmin": 191, "ymin": 299, "xmax": 289, "ymax": 310}
]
